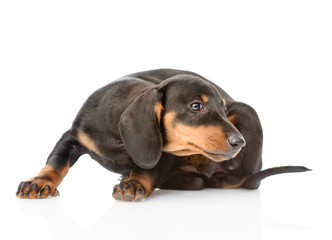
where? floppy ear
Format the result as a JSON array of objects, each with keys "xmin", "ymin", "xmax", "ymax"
[{"xmin": 118, "ymin": 87, "xmax": 164, "ymax": 169}]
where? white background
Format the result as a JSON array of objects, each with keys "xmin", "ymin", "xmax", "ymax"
[{"xmin": 0, "ymin": 1, "xmax": 331, "ymax": 239}]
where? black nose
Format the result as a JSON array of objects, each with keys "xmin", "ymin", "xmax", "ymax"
[{"xmin": 227, "ymin": 135, "xmax": 246, "ymax": 148}]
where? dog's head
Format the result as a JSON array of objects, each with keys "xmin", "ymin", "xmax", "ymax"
[{"xmin": 119, "ymin": 74, "xmax": 245, "ymax": 169}]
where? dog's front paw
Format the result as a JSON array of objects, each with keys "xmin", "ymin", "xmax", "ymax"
[
  {"xmin": 16, "ymin": 178, "xmax": 59, "ymax": 199},
  {"xmin": 112, "ymin": 180, "xmax": 147, "ymax": 202}
]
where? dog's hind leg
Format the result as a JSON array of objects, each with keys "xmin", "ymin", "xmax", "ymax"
[{"xmin": 217, "ymin": 102, "xmax": 264, "ymax": 189}]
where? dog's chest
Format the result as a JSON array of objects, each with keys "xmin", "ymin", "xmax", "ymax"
[
  {"xmin": 177, "ymin": 155, "xmax": 240, "ymax": 178},
  {"xmin": 175, "ymin": 155, "xmax": 214, "ymax": 178}
]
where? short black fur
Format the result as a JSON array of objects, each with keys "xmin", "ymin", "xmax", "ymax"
[{"xmin": 16, "ymin": 69, "xmax": 310, "ymax": 201}]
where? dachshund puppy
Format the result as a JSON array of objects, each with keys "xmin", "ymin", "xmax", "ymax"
[{"xmin": 16, "ymin": 69, "xmax": 309, "ymax": 201}]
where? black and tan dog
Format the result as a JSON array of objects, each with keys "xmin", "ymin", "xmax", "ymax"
[{"xmin": 16, "ymin": 69, "xmax": 309, "ymax": 201}]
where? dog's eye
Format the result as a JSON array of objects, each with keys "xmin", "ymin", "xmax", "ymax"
[{"xmin": 191, "ymin": 102, "xmax": 203, "ymax": 111}]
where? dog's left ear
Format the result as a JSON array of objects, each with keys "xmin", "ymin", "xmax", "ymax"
[{"xmin": 118, "ymin": 87, "xmax": 164, "ymax": 169}]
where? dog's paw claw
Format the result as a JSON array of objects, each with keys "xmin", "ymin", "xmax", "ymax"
[
  {"xmin": 16, "ymin": 179, "xmax": 59, "ymax": 199},
  {"xmin": 112, "ymin": 180, "xmax": 147, "ymax": 202}
]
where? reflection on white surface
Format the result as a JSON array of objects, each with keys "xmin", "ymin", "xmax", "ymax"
[
  {"xmin": 16, "ymin": 198, "xmax": 78, "ymax": 239},
  {"xmin": 13, "ymin": 188, "xmax": 312, "ymax": 240},
  {"xmin": 93, "ymin": 190, "xmax": 263, "ymax": 240}
]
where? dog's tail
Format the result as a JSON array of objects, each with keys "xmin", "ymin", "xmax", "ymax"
[{"xmin": 242, "ymin": 166, "xmax": 311, "ymax": 189}]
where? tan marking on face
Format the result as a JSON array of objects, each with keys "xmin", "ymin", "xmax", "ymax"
[
  {"xmin": 222, "ymin": 176, "xmax": 249, "ymax": 189},
  {"xmin": 227, "ymin": 114, "xmax": 236, "ymax": 124},
  {"xmin": 201, "ymin": 94, "xmax": 209, "ymax": 103},
  {"xmin": 126, "ymin": 172, "xmax": 154, "ymax": 197},
  {"xmin": 77, "ymin": 131, "xmax": 103, "ymax": 157},
  {"xmin": 222, "ymin": 98, "xmax": 226, "ymax": 106},
  {"xmin": 154, "ymin": 101, "xmax": 164, "ymax": 126},
  {"xmin": 163, "ymin": 112, "xmax": 232, "ymax": 162}
]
